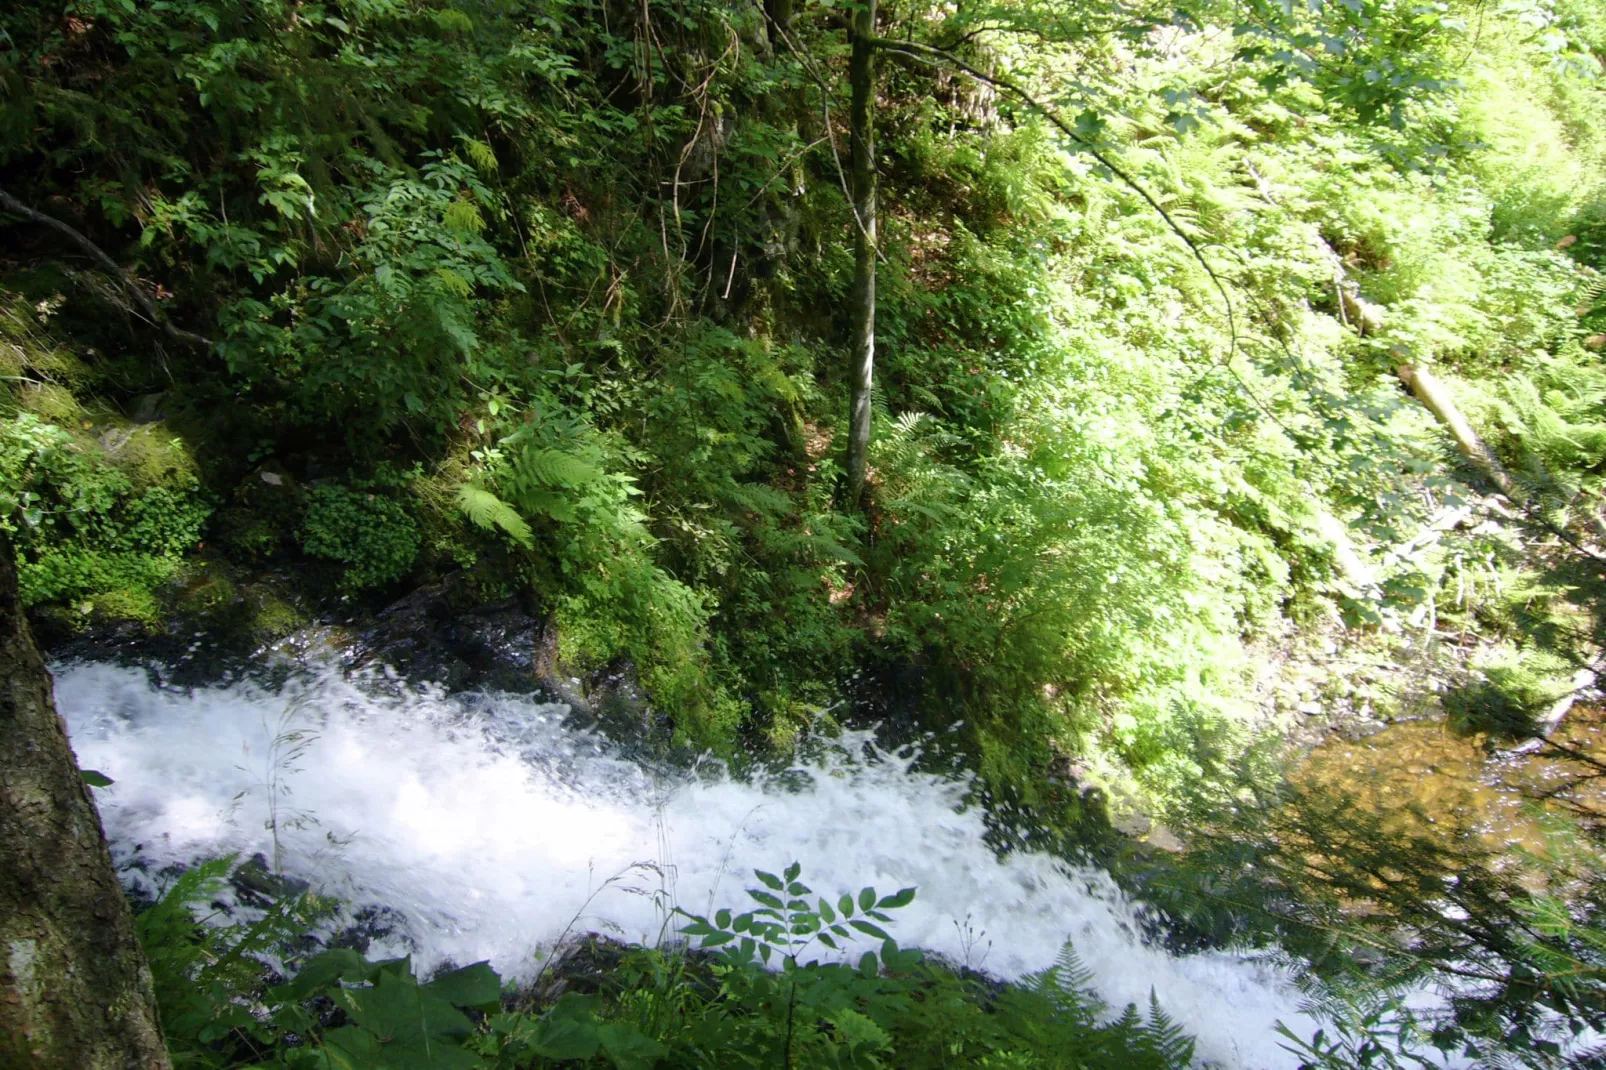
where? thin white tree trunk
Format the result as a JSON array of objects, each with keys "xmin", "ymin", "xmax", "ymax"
[{"xmin": 845, "ymin": 0, "xmax": 878, "ymax": 508}]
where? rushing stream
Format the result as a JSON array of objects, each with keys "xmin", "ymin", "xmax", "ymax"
[{"xmin": 56, "ymin": 658, "xmax": 1320, "ymax": 1068}]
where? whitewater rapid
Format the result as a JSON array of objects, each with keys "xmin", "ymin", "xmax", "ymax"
[{"xmin": 57, "ymin": 660, "xmax": 1317, "ymax": 1068}]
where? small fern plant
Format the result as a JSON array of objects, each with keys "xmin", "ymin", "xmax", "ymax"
[
  {"xmin": 455, "ymin": 482, "xmax": 534, "ymax": 548},
  {"xmin": 992, "ymin": 942, "xmax": 1198, "ymax": 1069}
]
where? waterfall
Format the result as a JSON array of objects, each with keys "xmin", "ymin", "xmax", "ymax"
[{"xmin": 57, "ymin": 659, "xmax": 1316, "ymax": 1069}]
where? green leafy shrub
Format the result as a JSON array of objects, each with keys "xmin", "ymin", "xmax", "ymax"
[
  {"xmin": 300, "ymin": 484, "xmax": 421, "ymax": 592},
  {"xmin": 0, "ymin": 412, "xmax": 209, "ymax": 614}
]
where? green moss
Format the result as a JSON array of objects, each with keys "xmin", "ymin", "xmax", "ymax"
[
  {"xmin": 18, "ymin": 382, "xmax": 84, "ymax": 424},
  {"xmin": 173, "ymin": 568, "xmax": 239, "ymax": 619},
  {"xmin": 244, "ymin": 587, "xmax": 307, "ymax": 643},
  {"xmin": 87, "ymin": 586, "xmax": 165, "ymax": 629},
  {"xmin": 92, "ymin": 420, "xmax": 200, "ymax": 490}
]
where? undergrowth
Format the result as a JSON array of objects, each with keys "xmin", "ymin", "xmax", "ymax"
[{"xmin": 138, "ymin": 858, "xmax": 1197, "ymax": 1069}]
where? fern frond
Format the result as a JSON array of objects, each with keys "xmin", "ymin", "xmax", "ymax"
[
  {"xmin": 517, "ymin": 448, "xmax": 601, "ymax": 489},
  {"xmin": 459, "ymin": 136, "xmax": 499, "ymax": 174},
  {"xmin": 1029, "ymin": 940, "xmax": 1102, "ymax": 1017},
  {"xmin": 443, "ymin": 199, "xmax": 486, "ymax": 235},
  {"xmin": 456, "ymin": 484, "xmax": 534, "ymax": 548},
  {"xmin": 1144, "ymin": 990, "xmax": 1196, "ymax": 1065},
  {"xmin": 433, "ymin": 266, "xmax": 473, "ymax": 297}
]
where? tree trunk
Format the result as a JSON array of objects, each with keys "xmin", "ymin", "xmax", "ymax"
[
  {"xmin": 845, "ymin": 0, "xmax": 878, "ymax": 509},
  {"xmin": 1396, "ymin": 363, "xmax": 1517, "ymax": 500},
  {"xmin": 0, "ymin": 539, "xmax": 168, "ymax": 1070}
]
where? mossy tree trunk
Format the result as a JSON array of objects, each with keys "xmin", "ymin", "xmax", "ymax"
[
  {"xmin": 845, "ymin": 0, "xmax": 879, "ymax": 509},
  {"xmin": 0, "ymin": 538, "xmax": 168, "ymax": 1069}
]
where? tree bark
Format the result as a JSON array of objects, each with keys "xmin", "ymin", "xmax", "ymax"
[
  {"xmin": 845, "ymin": 0, "xmax": 878, "ymax": 509},
  {"xmin": 0, "ymin": 538, "xmax": 168, "ymax": 1070}
]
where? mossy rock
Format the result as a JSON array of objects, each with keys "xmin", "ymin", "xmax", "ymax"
[
  {"xmin": 89, "ymin": 587, "xmax": 165, "ymax": 630},
  {"xmin": 92, "ymin": 418, "xmax": 199, "ymax": 489},
  {"xmin": 173, "ymin": 566, "xmax": 241, "ymax": 620},
  {"xmin": 165, "ymin": 560, "xmax": 310, "ymax": 649},
  {"xmin": 18, "ymin": 381, "xmax": 85, "ymax": 424},
  {"xmin": 240, "ymin": 581, "xmax": 309, "ymax": 646}
]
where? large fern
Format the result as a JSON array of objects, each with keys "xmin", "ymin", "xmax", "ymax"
[
  {"xmin": 136, "ymin": 856, "xmax": 318, "ymax": 1064},
  {"xmin": 456, "ymin": 483, "xmax": 534, "ymax": 548},
  {"xmin": 984, "ymin": 941, "xmax": 1198, "ymax": 1068}
]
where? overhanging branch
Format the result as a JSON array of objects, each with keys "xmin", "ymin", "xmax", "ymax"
[
  {"xmin": 0, "ymin": 187, "xmax": 214, "ymax": 349},
  {"xmin": 866, "ymin": 37, "xmax": 1245, "ymax": 378}
]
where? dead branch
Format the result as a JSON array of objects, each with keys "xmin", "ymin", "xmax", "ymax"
[{"xmin": 0, "ymin": 187, "xmax": 213, "ymax": 349}]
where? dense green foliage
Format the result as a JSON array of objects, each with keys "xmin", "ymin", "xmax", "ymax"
[
  {"xmin": 4, "ymin": 0, "xmax": 1606, "ymax": 1062},
  {"xmin": 1, "ymin": 0, "xmax": 1600, "ymax": 799},
  {"xmin": 137, "ymin": 859, "xmax": 1195, "ymax": 1068}
]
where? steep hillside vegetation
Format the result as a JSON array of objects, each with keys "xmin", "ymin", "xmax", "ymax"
[{"xmin": 2, "ymin": 0, "xmax": 1603, "ymax": 809}]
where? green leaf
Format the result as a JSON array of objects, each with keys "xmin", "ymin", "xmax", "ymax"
[
  {"xmin": 839, "ymin": 894, "xmax": 855, "ymax": 918},
  {"xmin": 455, "ymin": 484, "xmax": 534, "ymax": 548},
  {"xmin": 849, "ymin": 920, "xmax": 891, "ymax": 940},
  {"xmin": 783, "ymin": 861, "xmax": 801, "ymax": 882},
  {"xmin": 598, "ymin": 1023, "xmax": 669, "ymax": 1070},
  {"xmin": 876, "ymin": 887, "xmax": 916, "ymax": 910},
  {"xmin": 423, "ymin": 961, "xmax": 501, "ymax": 1011},
  {"xmin": 282, "ymin": 948, "xmax": 379, "ymax": 999},
  {"xmin": 528, "ymin": 1015, "xmax": 601, "ymax": 1060},
  {"xmin": 333, "ymin": 970, "xmax": 474, "ymax": 1043},
  {"xmin": 79, "ymin": 769, "xmax": 114, "ymax": 787},
  {"xmin": 859, "ymin": 887, "xmax": 876, "ymax": 911},
  {"xmin": 755, "ymin": 870, "xmax": 784, "ymax": 890},
  {"xmin": 528, "ymin": 994, "xmax": 604, "ymax": 1059},
  {"xmin": 829, "ymin": 1008, "xmax": 891, "ymax": 1052}
]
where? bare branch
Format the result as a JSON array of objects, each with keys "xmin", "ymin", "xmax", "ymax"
[{"xmin": 0, "ymin": 187, "xmax": 214, "ymax": 349}]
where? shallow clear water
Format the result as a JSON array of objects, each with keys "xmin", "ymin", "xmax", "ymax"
[
  {"xmin": 57, "ymin": 660, "xmax": 1317, "ymax": 1068},
  {"xmin": 1297, "ymin": 710, "xmax": 1606, "ymax": 860}
]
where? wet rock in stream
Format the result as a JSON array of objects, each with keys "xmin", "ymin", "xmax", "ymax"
[{"xmin": 348, "ymin": 582, "xmax": 674, "ymax": 753}]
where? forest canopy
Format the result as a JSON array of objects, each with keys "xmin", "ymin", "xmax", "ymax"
[{"xmin": 0, "ymin": 0, "xmax": 1603, "ymax": 797}]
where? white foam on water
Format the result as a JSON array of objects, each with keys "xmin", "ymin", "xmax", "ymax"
[{"xmin": 56, "ymin": 660, "xmax": 1318, "ymax": 1068}]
